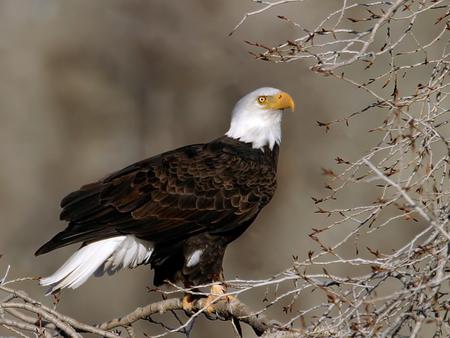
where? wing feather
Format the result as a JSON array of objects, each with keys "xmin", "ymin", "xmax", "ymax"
[{"xmin": 35, "ymin": 138, "xmax": 277, "ymax": 256}]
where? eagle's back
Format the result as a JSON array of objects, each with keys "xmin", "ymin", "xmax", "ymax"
[{"xmin": 36, "ymin": 136, "xmax": 278, "ymax": 256}]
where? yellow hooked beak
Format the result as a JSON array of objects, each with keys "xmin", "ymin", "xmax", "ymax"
[{"xmin": 267, "ymin": 92, "xmax": 295, "ymax": 112}]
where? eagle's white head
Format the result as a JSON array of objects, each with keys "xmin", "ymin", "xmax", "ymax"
[{"xmin": 226, "ymin": 87, "xmax": 295, "ymax": 150}]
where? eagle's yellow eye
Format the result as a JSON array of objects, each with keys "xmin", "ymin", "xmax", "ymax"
[{"xmin": 257, "ymin": 96, "xmax": 266, "ymax": 104}]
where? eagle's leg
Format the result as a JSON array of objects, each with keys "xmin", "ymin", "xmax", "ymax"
[{"xmin": 204, "ymin": 284, "xmax": 237, "ymax": 314}]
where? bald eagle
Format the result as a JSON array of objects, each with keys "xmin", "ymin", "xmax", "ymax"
[{"xmin": 36, "ymin": 87, "xmax": 294, "ymax": 306}]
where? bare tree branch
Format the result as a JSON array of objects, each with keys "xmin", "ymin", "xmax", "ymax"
[{"xmin": 0, "ymin": 276, "xmax": 297, "ymax": 337}]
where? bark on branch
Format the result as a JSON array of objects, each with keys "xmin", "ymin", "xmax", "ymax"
[
  {"xmin": 1, "ymin": 282, "xmax": 298, "ymax": 337},
  {"xmin": 98, "ymin": 296, "xmax": 298, "ymax": 337}
]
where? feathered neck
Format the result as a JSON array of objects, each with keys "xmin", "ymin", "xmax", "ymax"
[{"xmin": 226, "ymin": 110, "xmax": 282, "ymax": 150}]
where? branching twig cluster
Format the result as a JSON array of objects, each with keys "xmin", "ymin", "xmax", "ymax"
[
  {"xmin": 0, "ymin": 274, "xmax": 298, "ymax": 337},
  {"xmin": 230, "ymin": 0, "xmax": 450, "ymax": 336}
]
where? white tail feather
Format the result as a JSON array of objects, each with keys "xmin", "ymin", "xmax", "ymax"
[
  {"xmin": 40, "ymin": 235, "xmax": 153, "ymax": 294},
  {"xmin": 96, "ymin": 235, "xmax": 154, "ymax": 276}
]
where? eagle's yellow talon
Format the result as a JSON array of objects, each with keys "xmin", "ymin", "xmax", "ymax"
[
  {"xmin": 205, "ymin": 298, "xmax": 217, "ymax": 313},
  {"xmin": 182, "ymin": 294, "xmax": 195, "ymax": 313},
  {"xmin": 204, "ymin": 284, "xmax": 237, "ymax": 313},
  {"xmin": 226, "ymin": 295, "xmax": 237, "ymax": 303}
]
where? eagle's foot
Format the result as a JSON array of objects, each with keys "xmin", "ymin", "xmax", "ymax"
[
  {"xmin": 204, "ymin": 284, "xmax": 236, "ymax": 314},
  {"xmin": 182, "ymin": 293, "xmax": 196, "ymax": 313}
]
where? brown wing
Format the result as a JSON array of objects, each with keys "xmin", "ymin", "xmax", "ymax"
[{"xmin": 35, "ymin": 137, "xmax": 277, "ymax": 256}]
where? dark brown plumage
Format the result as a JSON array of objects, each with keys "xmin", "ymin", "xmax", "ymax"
[
  {"xmin": 36, "ymin": 87, "xmax": 294, "ymax": 295},
  {"xmin": 36, "ymin": 136, "xmax": 279, "ymax": 287}
]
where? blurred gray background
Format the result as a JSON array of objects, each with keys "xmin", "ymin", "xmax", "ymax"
[{"xmin": 0, "ymin": 1, "xmax": 427, "ymax": 337}]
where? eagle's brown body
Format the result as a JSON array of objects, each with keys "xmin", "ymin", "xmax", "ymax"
[{"xmin": 36, "ymin": 136, "xmax": 279, "ymax": 287}]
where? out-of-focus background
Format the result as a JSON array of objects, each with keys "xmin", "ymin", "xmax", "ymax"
[{"xmin": 0, "ymin": 1, "xmax": 428, "ymax": 337}]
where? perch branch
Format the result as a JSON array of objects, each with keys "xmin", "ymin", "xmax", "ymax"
[{"xmin": 98, "ymin": 296, "xmax": 296, "ymax": 337}]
